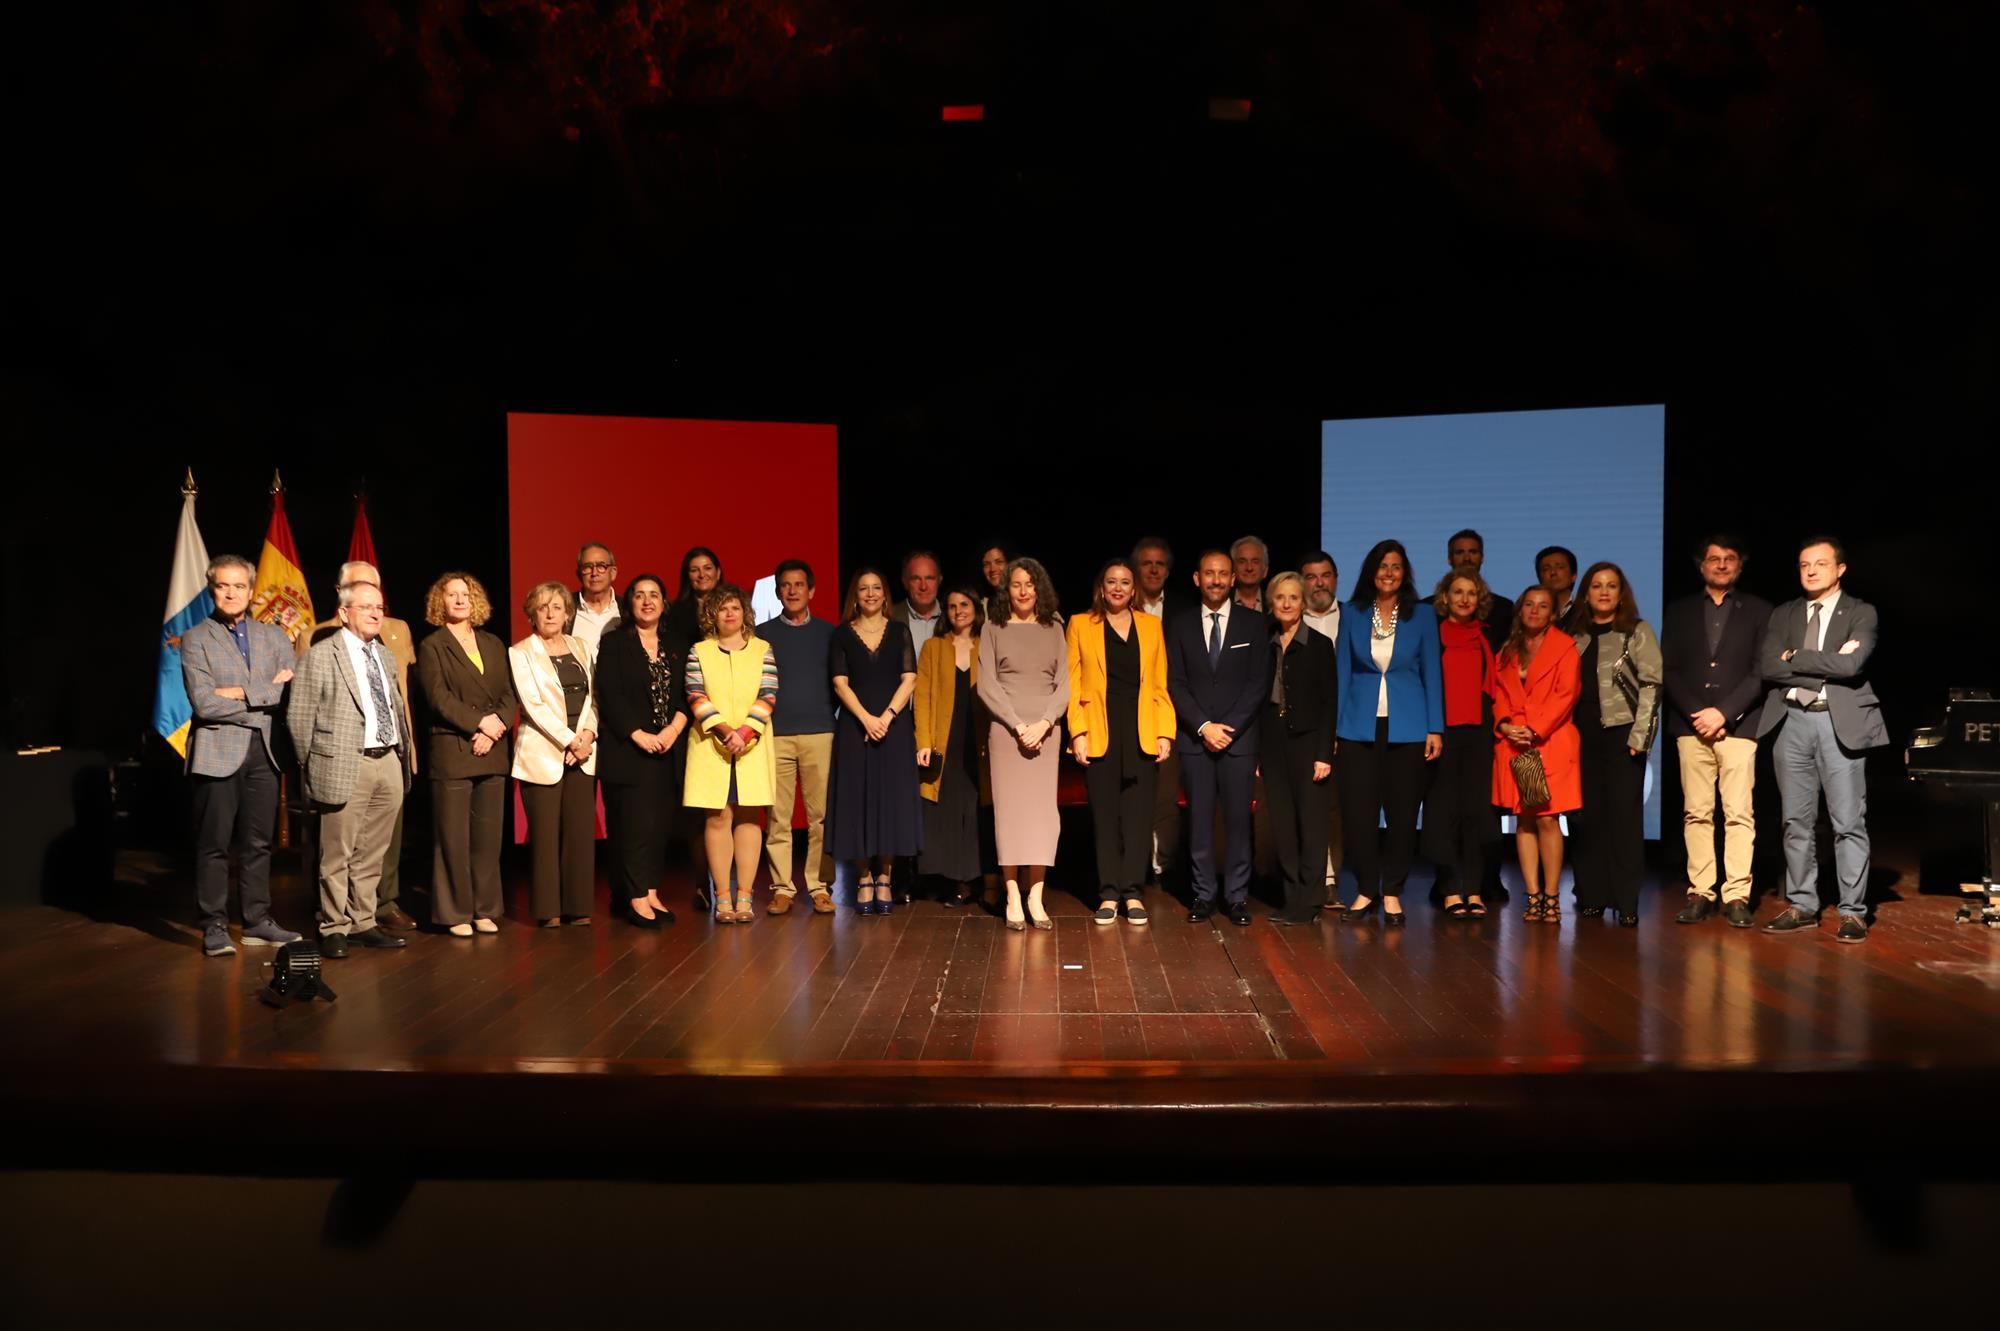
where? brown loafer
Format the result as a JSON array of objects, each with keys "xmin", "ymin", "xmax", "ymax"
[
  {"xmin": 377, "ymin": 903, "xmax": 419, "ymax": 932},
  {"xmin": 767, "ymin": 893, "xmax": 795, "ymax": 915},
  {"xmin": 809, "ymin": 891, "xmax": 835, "ymax": 914}
]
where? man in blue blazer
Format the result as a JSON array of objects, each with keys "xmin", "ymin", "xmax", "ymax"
[
  {"xmin": 181, "ymin": 554, "xmax": 304, "ymax": 958},
  {"xmin": 1167, "ymin": 550, "xmax": 1271, "ymax": 924}
]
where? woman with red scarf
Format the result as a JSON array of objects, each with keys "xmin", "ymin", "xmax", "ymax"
[{"xmin": 1426, "ymin": 565, "xmax": 1499, "ymax": 917}]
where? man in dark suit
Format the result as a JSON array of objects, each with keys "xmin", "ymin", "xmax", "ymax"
[
  {"xmin": 181, "ymin": 554, "xmax": 304, "ymax": 958},
  {"xmin": 1166, "ymin": 549, "xmax": 1271, "ymax": 925},
  {"xmin": 1664, "ymin": 534, "xmax": 1773, "ymax": 927},
  {"xmin": 1755, "ymin": 535, "xmax": 1889, "ymax": 943}
]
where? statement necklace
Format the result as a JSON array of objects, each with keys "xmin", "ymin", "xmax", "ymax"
[{"xmin": 1370, "ymin": 603, "xmax": 1399, "ymax": 640}]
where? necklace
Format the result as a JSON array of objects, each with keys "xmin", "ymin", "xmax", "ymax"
[{"xmin": 1370, "ymin": 603, "xmax": 1399, "ymax": 640}]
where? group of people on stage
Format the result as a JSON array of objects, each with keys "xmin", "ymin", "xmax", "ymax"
[{"xmin": 179, "ymin": 524, "xmax": 1885, "ymax": 959}]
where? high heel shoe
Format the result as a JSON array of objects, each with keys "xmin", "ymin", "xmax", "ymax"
[
  {"xmin": 1003, "ymin": 885, "xmax": 1026, "ymax": 931},
  {"xmin": 1523, "ymin": 892, "xmax": 1546, "ymax": 922},
  {"xmin": 1026, "ymin": 886, "xmax": 1052, "ymax": 930},
  {"xmin": 1339, "ymin": 897, "xmax": 1379, "ymax": 925},
  {"xmin": 857, "ymin": 880, "xmax": 878, "ymax": 916},
  {"xmin": 1382, "ymin": 907, "xmax": 1407, "ymax": 927}
]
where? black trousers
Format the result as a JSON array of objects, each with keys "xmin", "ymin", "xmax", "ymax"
[
  {"xmin": 522, "ymin": 768, "xmax": 597, "ymax": 919},
  {"xmin": 430, "ymin": 773, "xmax": 505, "ymax": 926},
  {"xmin": 1182, "ymin": 747, "xmax": 1256, "ymax": 905},
  {"xmin": 1085, "ymin": 738, "xmax": 1158, "ymax": 901},
  {"xmin": 1261, "ymin": 708, "xmax": 1332, "ymax": 921},
  {"xmin": 1339, "ymin": 717, "xmax": 1426, "ymax": 901},
  {"xmin": 190, "ymin": 747, "xmax": 278, "ymax": 930},
  {"xmin": 1424, "ymin": 724, "xmax": 1492, "ymax": 900},
  {"xmin": 605, "ymin": 757, "xmax": 681, "ymax": 904},
  {"xmin": 1572, "ymin": 721, "xmax": 1645, "ymax": 915}
]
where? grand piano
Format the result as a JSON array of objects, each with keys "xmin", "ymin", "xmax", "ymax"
[{"xmin": 1907, "ymin": 689, "xmax": 2000, "ymax": 927}]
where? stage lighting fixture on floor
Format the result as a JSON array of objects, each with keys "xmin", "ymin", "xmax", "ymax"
[{"xmin": 258, "ymin": 941, "xmax": 337, "ymax": 1008}]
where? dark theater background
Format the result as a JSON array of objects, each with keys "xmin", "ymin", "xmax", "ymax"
[{"xmin": 5, "ymin": 2, "xmax": 1996, "ymax": 1323}]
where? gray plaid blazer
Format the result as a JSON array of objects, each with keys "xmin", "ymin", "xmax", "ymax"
[
  {"xmin": 288, "ymin": 631, "xmax": 414, "ymax": 806},
  {"xmin": 181, "ymin": 614, "xmax": 294, "ymax": 777}
]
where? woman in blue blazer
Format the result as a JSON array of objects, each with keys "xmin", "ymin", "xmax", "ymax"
[{"xmin": 1334, "ymin": 539, "xmax": 1444, "ymax": 925}]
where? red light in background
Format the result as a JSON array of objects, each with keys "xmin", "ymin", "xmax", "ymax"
[
  {"xmin": 1208, "ymin": 97, "xmax": 1252, "ymax": 122},
  {"xmin": 941, "ymin": 104, "xmax": 985, "ymax": 122}
]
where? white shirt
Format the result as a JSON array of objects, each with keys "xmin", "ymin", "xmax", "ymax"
[
  {"xmin": 571, "ymin": 591, "xmax": 621, "ymax": 655},
  {"xmin": 1303, "ymin": 604, "xmax": 1340, "ymax": 642},
  {"xmin": 1788, "ymin": 589, "xmax": 1842, "ymax": 706},
  {"xmin": 1197, "ymin": 600, "xmax": 1238, "ymax": 734},
  {"xmin": 1371, "ymin": 617, "xmax": 1396, "ymax": 717},
  {"xmin": 1140, "ymin": 594, "xmax": 1167, "ymax": 619},
  {"xmin": 341, "ymin": 627, "xmax": 399, "ymax": 749}
]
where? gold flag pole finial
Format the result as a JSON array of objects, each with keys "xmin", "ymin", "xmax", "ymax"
[
  {"xmin": 270, "ymin": 469, "xmax": 284, "ymax": 495},
  {"xmin": 181, "ymin": 468, "xmax": 197, "ymax": 497}
]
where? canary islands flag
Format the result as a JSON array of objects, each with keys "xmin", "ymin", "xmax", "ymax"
[
  {"xmin": 154, "ymin": 484, "xmax": 214, "ymax": 757},
  {"xmin": 251, "ymin": 480, "xmax": 316, "ymax": 644}
]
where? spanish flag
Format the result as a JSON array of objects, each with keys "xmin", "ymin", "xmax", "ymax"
[
  {"xmin": 251, "ymin": 473, "xmax": 316, "ymax": 644},
  {"xmin": 153, "ymin": 474, "xmax": 214, "ymax": 757}
]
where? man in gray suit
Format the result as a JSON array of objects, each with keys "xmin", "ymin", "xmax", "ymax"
[
  {"xmin": 288, "ymin": 581, "xmax": 412, "ymax": 957},
  {"xmin": 182, "ymin": 554, "xmax": 305, "ymax": 957},
  {"xmin": 1755, "ymin": 535, "xmax": 1889, "ymax": 943}
]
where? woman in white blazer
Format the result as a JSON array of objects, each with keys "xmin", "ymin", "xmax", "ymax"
[{"xmin": 510, "ymin": 581, "xmax": 600, "ymax": 926}]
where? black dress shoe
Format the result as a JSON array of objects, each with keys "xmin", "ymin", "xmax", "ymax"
[
  {"xmin": 1188, "ymin": 900, "xmax": 1217, "ymax": 923},
  {"xmin": 1762, "ymin": 906, "xmax": 1819, "ymax": 934},
  {"xmin": 1225, "ymin": 900, "xmax": 1252, "ymax": 926},
  {"xmin": 318, "ymin": 933, "xmax": 349, "ymax": 959},
  {"xmin": 351, "ymin": 927, "xmax": 407, "ymax": 949},
  {"xmin": 1722, "ymin": 901, "xmax": 1754, "ymax": 929},
  {"xmin": 624, "ymin": 905, "xmax": 663, "ymax": 930},
  {"xmin": 1616, "ymin": 911, "xmax": 1639, "ymax": 928},
  {"xmin": 1836, "ymin": 915, "xmax": 1869, "ymax": 943},
  {"xmin": 1675, "ymin": 895, "xmax": 1716, "ymax": 924}
]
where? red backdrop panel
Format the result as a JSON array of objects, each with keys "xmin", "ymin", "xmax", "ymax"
[{"xmin": 505, "ymin": 413, "xmax": 840, "ymax": 640}]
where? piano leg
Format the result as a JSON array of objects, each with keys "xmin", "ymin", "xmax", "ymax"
[{"xmin": 1958, "ymin": 799, "xmax": 2000, "ymax": 928}]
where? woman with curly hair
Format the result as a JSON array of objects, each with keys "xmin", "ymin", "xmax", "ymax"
[
  {"xmin": 683, "ymin": 582, "xmax": 779, "ymax": 923},
  {"xmin": 416, "ymin": 572, "xmax": 516, "ymax": 936},
  {"xmin": 976, "ymin": 556, "xmax": 1071, "ymax": 930}
]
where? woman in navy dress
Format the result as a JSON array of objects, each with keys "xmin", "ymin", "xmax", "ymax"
[{"xmin": 826, "ymin": 568, "xmax": 922, "ymax": 913}]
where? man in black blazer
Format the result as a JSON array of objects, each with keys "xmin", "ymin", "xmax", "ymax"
[
  {"xmin": 1755, "ymin": 536, "xmax": 1889, "ymax": 943},
  {"xmin": 1167, "ymin": 550, "xmax": 1271, "ymax": 925},
  {"xmin": 1662, "ymin": 535, "xmax": 1772, "ymax": 928}
]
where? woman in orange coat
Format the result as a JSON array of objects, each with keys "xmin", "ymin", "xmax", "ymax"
[
  {"xmin": 1067, "ymin": 558, "xmax": 1176, "ymax": 925},
  {"xmin": 1490, "ymin": 585, "xmax": 1583, "ymax": 923}
]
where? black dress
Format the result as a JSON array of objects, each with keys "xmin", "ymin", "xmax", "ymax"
[
  {"xmin": 919, "ymin": 666, "xmax": 982, "ymax": 881},
  {"xmin": 1570, "ymin": 622, "xmax": 1644, "ymax": 917},
  {"xmin": 827, "ymin": 621, "xmax": 923, "ymax": 860}
]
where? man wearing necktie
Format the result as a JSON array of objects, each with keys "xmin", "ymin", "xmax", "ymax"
[
  {"xmin": 1754, "ymin": 535, "xmax": 1889, "ymax": 942},
  {"xmin": 289, "ymin": 581, "xmax": 414, "ymax": 957},
  {"xmin": 1166, "ymin": 549, "xmax": 1271, "ymax": 924}
]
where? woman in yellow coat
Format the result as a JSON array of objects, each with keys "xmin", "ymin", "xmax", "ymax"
[
  {"xmin": 1067, "ymin": 558, "xmax": 1175, "ymax": 924},
  {"xmin": 683, "ymin": 583, "xmax": 779, "ymax": 923}
]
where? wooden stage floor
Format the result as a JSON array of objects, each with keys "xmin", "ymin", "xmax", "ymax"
[{"xmin": 7, "ymin": 847, "xmax": 2000, "ymax": 1177}]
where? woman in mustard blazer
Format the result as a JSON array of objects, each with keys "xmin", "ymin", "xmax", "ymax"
[
  {"xmin": 915, "ymin": 588, "xmax": 993, "ymax": 906},
  {"xmin": 683, "ymin": 582, "xmax": 779, "ymax": 923},
  {"xmin": 1067, "ymin": 558, "xmax": 1175, "ymax": 924}
]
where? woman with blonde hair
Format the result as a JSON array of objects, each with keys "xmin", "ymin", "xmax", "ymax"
[
  {"xmin": 1490, "ymin": 586, "xmax": 1583, "ymax": 923},
  {"xmin": 417, "ymin": 572, "xmax": 515, "ymax": 936},
  {"xmin": 826, "ymin": 568, "xmax": 922, "ymax": 913},
  {"xmin": 509, "ymin": 580, "xmax": 599, "ymax": 926},
  {"xmin": 683, "ymin": 582, "xmax": 779, "ymax": 923}
]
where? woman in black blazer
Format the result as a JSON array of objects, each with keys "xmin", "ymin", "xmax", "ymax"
[
  {"xmin": 1261, "ymin": 572, "xmax": 1338, "ymax": 924},
  {"xmin": 594, "ymin": 573, "xmax": 691, "ymax": 927},
  {"xmin": 416, "ymin": 573, "xmax": 518, "ymax": 937}
]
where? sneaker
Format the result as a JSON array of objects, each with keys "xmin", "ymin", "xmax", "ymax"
[
  {"xmin": 202, "ymin": 926, "xmax": 236, "ymax": 957},
  {"xmin": 1836, "ymin": 915, "xmax": 1868, "ymax": 944},
  {"xmin": 240, "ymin": 918, "xmax": 302, "ymax": 947}
]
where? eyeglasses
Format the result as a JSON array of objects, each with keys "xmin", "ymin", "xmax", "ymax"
[{"xmin": 579, "ymin": 561, "xmax": 614, "ymax": 572}]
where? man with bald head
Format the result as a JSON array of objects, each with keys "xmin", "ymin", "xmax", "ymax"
[{"xmin": 300, "ymin": 560, "xmax": 420, "ymax": 930}]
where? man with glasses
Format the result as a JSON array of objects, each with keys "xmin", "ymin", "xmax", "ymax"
[
  {"xmin": 181, "ymin": 555, "xmax": 304, "ymax": 957},
  {"xmin": 569, "ymin": 542, "xmax": 622, "ymax": 654}
]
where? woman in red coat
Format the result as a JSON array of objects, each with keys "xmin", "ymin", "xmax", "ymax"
[{"xmin": 1490, "ymin": 586, "xmax": 1582, "ymax": 923}]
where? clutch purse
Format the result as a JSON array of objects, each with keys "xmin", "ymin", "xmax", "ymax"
[{"xmin": 1511, "ymin": 748, "xmax": 1551, "ymax": 808}]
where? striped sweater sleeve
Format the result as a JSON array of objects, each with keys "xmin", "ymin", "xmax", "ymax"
[
  {"xmin": 685, "ymin": 647, "xmax": 722, "ymax": 733},
  {"xmin": 745, "ymin": 644, "xmax": 779, "ymax": 734}
]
